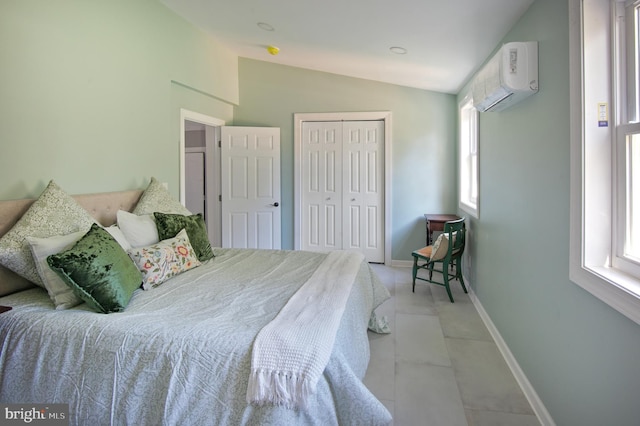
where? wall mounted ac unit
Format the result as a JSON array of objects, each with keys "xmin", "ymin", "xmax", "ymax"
[{"xmin": 472, "ymin": 41, "xmax": 538, "ymax": 112}]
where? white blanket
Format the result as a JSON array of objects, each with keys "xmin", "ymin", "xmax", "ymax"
[{"xmin": 246, "ymin": 250, "xmax": 365, "ymax": 409}]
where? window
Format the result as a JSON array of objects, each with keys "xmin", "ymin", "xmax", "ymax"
[
  {"xmin": 570, "ymin": 0, "xmax": 640, "ymax": 324},
  {"xmin": 614, "ymin": 1, "xmax": 640, "ymax": 277},
  {"xmin": 459, "ymin": 97, "xmax": 479, "ymax": 217}
]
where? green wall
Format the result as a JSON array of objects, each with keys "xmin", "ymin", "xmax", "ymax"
[
  {"xmin": 0, "ymin": 0, "xmax": 238, "ymax": 200},
  {"xmin": 458, "ymin": 0, "xmax": 640, "ymax": 424},
  {"xmin": 234, "ymin": 59, "xmax": 457, "ymax": 255}
]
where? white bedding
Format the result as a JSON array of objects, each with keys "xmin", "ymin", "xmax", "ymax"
[
  {"xmin": 0, "ymin": 248, "xmax": 392, "ymax": 425},
  {"xmin": 248, "ymin": 250, "xmax": 364, "ymax": 409}
]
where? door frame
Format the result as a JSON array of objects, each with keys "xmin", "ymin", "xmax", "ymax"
[
  {"xmin": 179, "ymin": 109, "xmax": 225, "ymax": 246},
  {"xmin": 293, "ymin": 111, "xmax": 392, "ymax": 265}
]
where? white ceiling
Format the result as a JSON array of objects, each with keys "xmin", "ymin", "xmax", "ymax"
[{"xmin": 160, "ymin": 0, "xmax": 535, "ymax": 94}]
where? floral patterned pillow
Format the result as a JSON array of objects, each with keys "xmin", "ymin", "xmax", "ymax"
[{"xmin": 127, "ymin": 229, "xmax": 201, "ymax": 290}]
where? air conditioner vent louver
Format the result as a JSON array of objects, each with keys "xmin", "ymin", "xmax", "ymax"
[{"xmin": 472, "ymin": 41, "xmax": 538, "ymax": 112}]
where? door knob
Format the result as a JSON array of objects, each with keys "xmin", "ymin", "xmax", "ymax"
[{"xmin": 272, "ymin": 202, "xmax": 279, "ymax": 207}]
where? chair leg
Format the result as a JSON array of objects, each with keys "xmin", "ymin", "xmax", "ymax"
[
  {"xmin": 443, "ymin": 264, "xmax": 454, "ymax": 303},
  {"xmin": 412, "ymin": 256, "xmax": 418, "ymax": 292},
  {"xmin": 455, "ymin": 258, "xmax": 468, "ymax": 294}
]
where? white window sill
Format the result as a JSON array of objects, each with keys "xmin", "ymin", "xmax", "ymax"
[
  {"xmin": 459, "ymin": 202, "xmax": 478, "ymax": 219},
  {"xmin": 570, "ymin": 263, "xmax": 640, "ymax": 325}
]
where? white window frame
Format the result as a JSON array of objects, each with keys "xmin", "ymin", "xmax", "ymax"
[
  {"xmin": 615, "ymin": 124, "xmax": 640, "ymax": 276},
  {"xmin": 459, "ymin": 96, "xmax": 480, "ymax": 218},
  {"xmin": 613, "ymin": 1, "xmax": 640, "ymax": 276},
  {"xmin": 569, "ymin": 0, "xmax": 640, "ymax": 325}
]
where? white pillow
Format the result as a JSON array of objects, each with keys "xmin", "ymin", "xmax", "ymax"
[
  {"xmin": 27, "ymin": 231, "xmax": 85, "ymax": 309},
  {"xmin": 104, "ymin": 225, "xmax": 132, "ymax": 252},
  {"xmin": 128, "ymin": 229, "xmax": 201, "ymax": 290},
  {"xmin": 116, "ymin": 210, "xmax": 159, "ymax": 248}
]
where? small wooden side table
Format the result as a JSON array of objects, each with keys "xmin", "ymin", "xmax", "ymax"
[{"xmin": 424, "ymin": 214, "xmax": 461, "ymax": 245}]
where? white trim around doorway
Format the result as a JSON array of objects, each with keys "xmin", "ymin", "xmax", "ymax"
[
  {"xmin": 179, "ymin": 108, "xmax": 225, "ymax": 205},
  {"xmin": 293, "ymin": 111, "xmax": 392, "ymax": 265}
]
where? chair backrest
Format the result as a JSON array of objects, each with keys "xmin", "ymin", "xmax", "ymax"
[{"xmin": 443, "ymin": 218, "xmax": 466, "ymax": 259}]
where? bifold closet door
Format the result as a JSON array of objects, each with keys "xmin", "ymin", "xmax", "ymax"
[
  {"xmin": 301, "ymin": 121, "xmax": 343, "ymax": 252},
  {"xmin": 300, "ymin": 120, "xmax": 384, "ymax": 262},
  {"xmin": 342, "ymin": 120, "xmax": 384, "ymax": 262}
]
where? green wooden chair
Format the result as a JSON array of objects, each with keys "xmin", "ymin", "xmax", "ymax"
[{"xmin": 412, "ymin": 217, "xmax": 467, "ymax": 303}]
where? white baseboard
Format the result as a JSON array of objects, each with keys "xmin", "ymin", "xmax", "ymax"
[
  {"xmin": 468, "ymin": 286, "xmax": 555, "ymax": 426},
  {"xmin": 390, "ymin": 259, "xmax": 413, "ymax": 268}
]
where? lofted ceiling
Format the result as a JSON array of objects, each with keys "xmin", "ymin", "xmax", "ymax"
[{"xmin": 160, "ymin": 0, "xmax": 535, "ymax": 94}]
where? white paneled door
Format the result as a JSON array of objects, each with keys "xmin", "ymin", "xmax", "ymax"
[
  {"xmin": 342, "ymin": 121, "xmax": 384, "ymax": 261},
  {"xmin": 221, "ymin": 126, "xmax": 281, "ymax": 249},
  {"xmin": 301, "ymin": 121, "xmax": 342, "ymax": 252},
  {"xmin": 301, "ymin": 120, "xmax": 384, "ymax": 262}
]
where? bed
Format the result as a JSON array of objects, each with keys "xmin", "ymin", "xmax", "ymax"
[{"xmin": 0, "ymin": 179, "xmax": 392, "ymax": 426}]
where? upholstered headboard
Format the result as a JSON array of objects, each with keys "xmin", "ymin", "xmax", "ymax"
[{"xmin": 0, "ymin": 189, "xmax": 143, "ymax": 295}]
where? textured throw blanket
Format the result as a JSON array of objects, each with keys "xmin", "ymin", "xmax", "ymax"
[{"xmin": 246, "ymin": 250, "xmax": 365, "ymax": 409}]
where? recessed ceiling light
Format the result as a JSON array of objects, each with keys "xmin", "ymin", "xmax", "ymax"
[
  {"xmin": 257, "ymin": 22, "xmax": 275, "ymax": 31},
  {"xmin": 390, "ymin": 46, "xmax": 407, "ymax": 55}
]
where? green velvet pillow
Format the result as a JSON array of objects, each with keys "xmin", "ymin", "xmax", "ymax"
[
  {"xmin": 47, "ymin": 223, "xmax": 142, "ymax": 313},
  {"xmin": 153, "ymin": 212, "xmax": 214, "ymax": 262}
]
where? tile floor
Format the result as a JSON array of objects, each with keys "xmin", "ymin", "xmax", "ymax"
[{"xmin": 364, "ymin": 264, "xmax": 540, "ymax": 426}]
